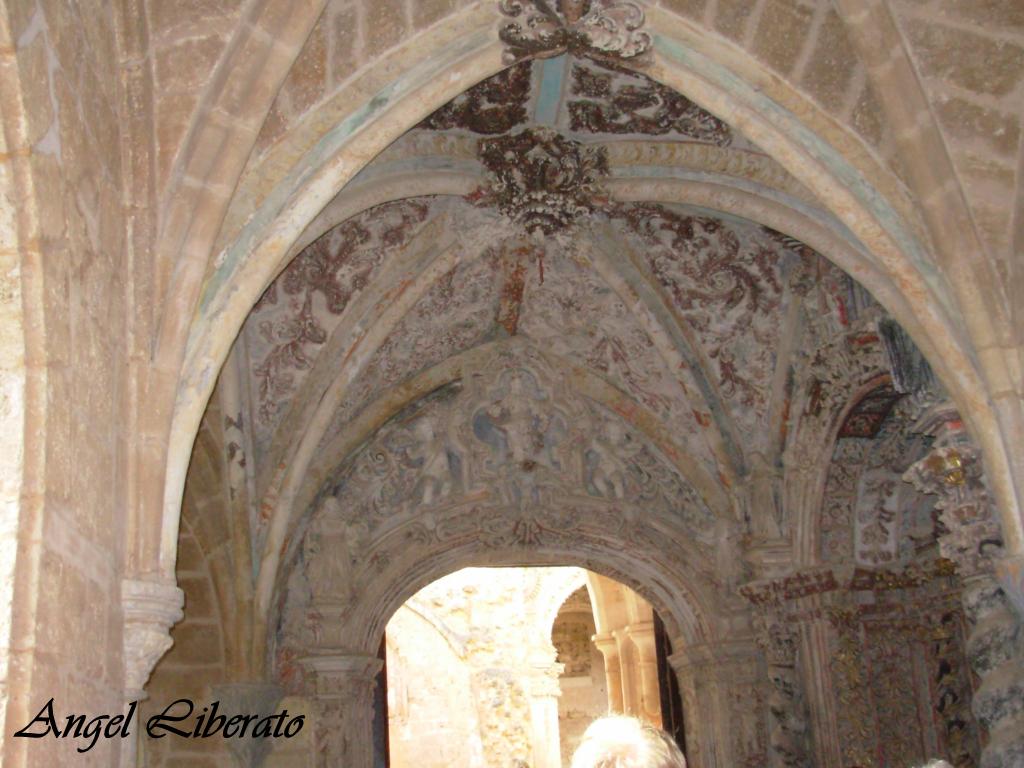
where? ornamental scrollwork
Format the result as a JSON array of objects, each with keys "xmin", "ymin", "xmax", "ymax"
[
  {"xmin": 498, "ymin": 0, "xmax": 651, "ymax": 64},
  {"xmin": 475, "ymin": 127, "xmax": 610, "ymax": 235}
]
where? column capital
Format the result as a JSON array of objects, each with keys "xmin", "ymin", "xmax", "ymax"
[
  {"xmin": 667, "ymin": 639, "xmax": 759, "ymax": 681},
  {"xmin": 592, "ymin": 631, "xmax": 619, "ymax": 656},
  {"xmin": 300, "ymin": 653, "xmax": 382, "ymax": 697},
  {"xmin": 210, "ymin": 682, "xmax": 284, "ymax": 768},
  {"xmin": 122, "ymin": 578, "xmax": 184, "ymax": 701},
  {"xmin": 625, "ymin": 622, "xmax": 657, "ymax": 662}
]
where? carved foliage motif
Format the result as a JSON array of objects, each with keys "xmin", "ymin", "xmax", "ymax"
[
  {"xmin": 568, "ymin": 59, "xmax": 733, "ymax": 144},
  {"xmin": 753, "ymin": 613, "xmax": 810, "ymax": 768},
  {"xmin": 613, "ymin": 204, "xmax": 790, "ymax": 431},
  {"xmin": 476, "ymin": 127, "xmax": 610, "ymax": 234},
  {"xmin": 247, "ymin": 199, "xmax": 433, "ymax": 438},
  {"xmin": 419, "ymin": 60, "xmax": 533, "ymax": 134},
  {"xmin": 905, "ymin": 440, "xmax": 1002, "ymax": 580},
  {"xmin": 498, "ymin": 0, "xmax": 651, "ymax": 63}
]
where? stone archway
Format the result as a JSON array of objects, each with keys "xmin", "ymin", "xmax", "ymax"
[
  {"xmin": 140, "ymin": 5, "xmax": 1024, "ymax": 768},
  {"xmin": 155, "ymin": 3, "xmax": 1024, "ymax": 623},
  {"xmin": 270, "ymin": 338, "xmax": 760, "ymax": 767}
]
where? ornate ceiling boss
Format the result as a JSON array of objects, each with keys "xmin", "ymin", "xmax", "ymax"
[{"xmin": 498, "ymin": 0, "xmax": 652, "ymax": 64}]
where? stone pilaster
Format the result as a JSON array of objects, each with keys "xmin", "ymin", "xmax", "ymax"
[
  {"xmin": 739, "ymin": 563, "xmax": 816, "ymax": 768},
  {"xmin": 668, "ymin": 640, "xmax": 766, "ymax": 768},
  {"xmin": 905, "ymin": 405, "xmax": 1024, "ymax": 768},
  {"xmin": 526, "ymin": 658, "xmax": 563, "ymax": 768},
  {"xmin": 593, "ymin": 632, "xmax": 624, "ymax": 711},
  {"xmin": 301, "ymin": 653, "xmax": 383, "ymax": 768},
  {"xmin": 753, "ymin": 612, "xmax": 811, "ymax": 768},
  {"xmin": 627, "ymin": 621, "xmax": 662, "ymax": 726},
  {"xmin": 121, "ymin": 578, "xmax": 184, "ymax": 767},
  {"xmin": 210, "ymin": 682, "xmax": 284, "ymax": 768}
]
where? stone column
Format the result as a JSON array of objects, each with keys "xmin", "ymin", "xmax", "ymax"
[
  {"xmin": 753, "ymin": 612, "xmax": 811, "ymax": 768},
  {"xmin": 627, "ymin": 621, "xmax": 662, "ymax": 727},
  {"xmin": 795, "ymin": 610, "xmax": 842, "ymax": 768},
  {"xmin": 614, "ymin": 629, "xmax": 641, "ymax": 716},
  {"xmin": 526, "ymin": 660, "xmax": 563, "ymax": 768},
  {"xmin": 210, "ymin": 682, "xmax": 284, "ymax": 767},
  {"xmin": 593, "ymin": 632, "xmax": 623, "ymax": 712},
  {"xmin": 121, "ymin": 578, "xmax": 184, "ymax": 767},
  {"xmin": 301, "ymin": 653, "xmax": 383, "ymax": 768},
  {"xmin": 906, "ymin": 406, "xmax": 1024, "ymax": 768}
]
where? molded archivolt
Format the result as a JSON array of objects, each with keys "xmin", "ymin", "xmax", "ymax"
[
  {"xmin": 242, "ymin": 190, "xmax": 885, "ymax": 648},
  {"xmin": 270, "ymin": 338, "xmax": 733, "ymax": 674},
  {"xmin": 158, "ymin": 2, "xmax": 1024, "ymax": 601}
]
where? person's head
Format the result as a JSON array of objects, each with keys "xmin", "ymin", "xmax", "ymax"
[{"xmin": 571, "ymin": 715, "xmax": 687, "ymax": 768}]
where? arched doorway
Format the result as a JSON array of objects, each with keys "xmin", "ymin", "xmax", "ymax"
[
  {"xmin": 383, "ymin": 565, "xmax": 685, "ymax": 768},
  {"xmin": 143, "ymin": 10, "xmax": 1023, "ymax": 768}
]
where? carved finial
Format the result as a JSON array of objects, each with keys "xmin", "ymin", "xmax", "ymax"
[
  {"xmin": 476, "ymin": 127, "xmax": 610, "ymax": 235},
  {"xmin": 498, "ymin": 0, "xmax": 651, "ymax": 64}
]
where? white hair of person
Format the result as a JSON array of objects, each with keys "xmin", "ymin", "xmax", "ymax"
[
  {"xmin": 570, "ymin": 715, "xmax": 687, "ymax": 768},
  {"xmin": 920, "ymin": 762, "xmax": 953, "ymax": 768}
]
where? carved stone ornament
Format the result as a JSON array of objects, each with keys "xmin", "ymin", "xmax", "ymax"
[
  {"xmin": 122, "ymin": 578, "xmax": 185, "ymax": 699},
  {"xmin": 904, "ymin": 437, "xmax": 1002, "ymax": 580},
  {"xmin": 498, "ymin": 0, "xmax": 652, "ymax": 64},
  {"xmin": 476, "ymin": 127, "xmax": 610, "ymax": 234},
  {"xmin": 210, "ymin": 682, "xmax": 285, "ymax": 768}
]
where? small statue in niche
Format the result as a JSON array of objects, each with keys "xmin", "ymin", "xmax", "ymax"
[
  {"xmin": 474, "ymin": 368, "xmax": 560, "ymax": 469},
  {"xmin": 405, "ymin": 417, "xmax": 459, "ymax": 506},
  {"xmin": 472, "ymin": 367, "xmax": 566, "ymax": 507},
  {"xmin": 304, "ymin": 497, "xmax": 367, "ymax": 592}
]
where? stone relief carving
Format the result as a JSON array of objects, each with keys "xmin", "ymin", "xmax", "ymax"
[
  {"xmin": 276, "ymin": 341, "xmax": 718, "ymax": 673},
  {"xmin": 498, "ymin": 0, "xmax": 652, "ymax": 64},
  {"xmin": 753, "ymin": 613, "xmax": 810, "ymax": 768},
  {"xmin": 420, "ymin": 60, "xmax": 533, "ymax": 134},
  {"xmin": 476, "ymin": 127, "xmax": 610, "ymax": 235},
  {"xmin": 568, "ymin": 59, "xmax": 733, "ymax": 144},
  {"xmin": 246, "ymin": 199, "xmax": 434, "ymax": 448}
]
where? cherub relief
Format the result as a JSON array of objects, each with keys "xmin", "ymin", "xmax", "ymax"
[{"xmin": 584, "ymin": 420, "xmax": 639, "ymax": 500}]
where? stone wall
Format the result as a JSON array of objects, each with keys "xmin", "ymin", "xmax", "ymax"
[{"xmin": 0, "ymin": 2, "xmax": 130, "ymax": 765}]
